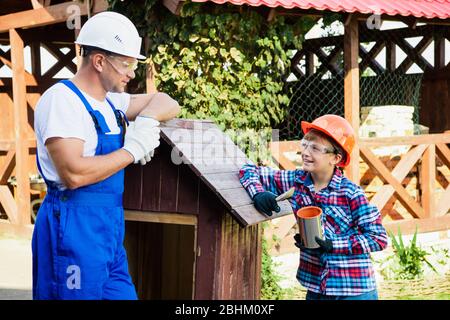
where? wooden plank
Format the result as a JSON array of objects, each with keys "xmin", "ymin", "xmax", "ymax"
[
  {"xmin": 124, "ymin": 210, "xmax": 197, "ymax": 226},
  {"xmin": 436, "ymin": 143, "xmax": 450, "ymax": 168},
  {"xmin": 159, "ymin": 142, "xmax": 179, "ymax": 212},
  {"xmin": 0, "ymin": 0, "xmax": 108, "ymax": 32},
  {"xmin": 194, "ymin": 184, "xmax": 223, "ymax": 299},
  {"xmin": 269, "ymin": 141, "xmax": 300, "ymax": 170},
  {"xmin": 123, "ymin": 164, "xmax": 142, "ymax": 210},
  {"xmin": 384, "ymin": 215, "xmax": 450, "ymax": 236},
  {"xmin": 0, "ymin": 185, "xmax": 19, "ymax": 224},
  {"xmin": 202, "ymin": 172, "xmax": 243, "ymax": 191},
  {"xmin": 434, "ymin": 32, "xmax": 445, "ymax": 69},
  {"xmin": 370, "ymin": 144, "xmax": 427, "ymax": 211},
  {"xmin": 344, "ymin": 15, "xmax": 360, "ymax": 184},
  {"xmin": 386, "ymin": 41, "xmax": 396, "ymax": 72},
  {"xmin": 176, "ymin": 224, "xmax": 196, "ymax": 299},
  {"xmin": 360, "ymin": 146, "xmax": 425, "ymax": 219},
  {"xmin": 219, "ymin": 188, "xmax": 253, "ymax": 208},
  {"xmin": 435, "ymin": 185, "xmax": 450, "ymax": 217},
  {"xmin": 360, "ymin": 133, "xmax": 450, "ymax": 147},
  {"xmin": 176, "ymin": 164, "xmax": 199, "ymax": 214},
  {"xmin": 141, "ymin": 150, "xmax": 161, "ymax": 211},
  {"xmin": 10, "ymin": 28, "xmax": 30, "ymax": 225},
  {"xmin": 231, "ymin": 200, "xmax": 293, "ymax": 227},
  {"xmin": 421, "ymin": 144, "xmax": 436, "ymax": 218},
  {"xmin": 0, "ymin": 150, "xmax": 15, "ymax": 184},
  {"xmin": 254, "ymin": 223, "xmax": 262, "ymax": 299}
]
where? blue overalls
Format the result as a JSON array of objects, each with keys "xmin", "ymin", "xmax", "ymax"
[{"xmin": 32, "ymin": 80, "xmax": 137, "ymax": 300}]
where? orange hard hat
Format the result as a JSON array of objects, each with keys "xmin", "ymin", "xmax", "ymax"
[{"xmin": 301, "ymin": 114, "xmax": 355, "ymax": 167}]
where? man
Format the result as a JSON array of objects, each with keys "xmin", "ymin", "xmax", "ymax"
[{"xmin": 32, "ymin": 11, "xmax": 180, "ymax": 300}]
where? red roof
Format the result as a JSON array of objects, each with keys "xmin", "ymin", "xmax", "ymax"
[{"xmin": 192, "ymin": 0, "xmax": 450, "ymax": 19}]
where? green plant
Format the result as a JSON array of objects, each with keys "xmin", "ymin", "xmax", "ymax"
[
  {"xmin": 108, "ymin": 0, "xmax": 316, "ymax": 163},
  {"xmin": 387, "ymin": 228, "xmax": 437, "ymax": 280},
  {"xmin": 260, "ymin": 235, "xmax": 284, "ymax": 299}
]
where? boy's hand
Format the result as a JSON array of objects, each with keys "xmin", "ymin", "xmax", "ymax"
[
  {"xmin": 315, "ymin": 236, "xmax": 333, "ymax": 253},
  {"xmin": 294, "ymin": 234, "xmax": 333, "ymax": 253},
  {"xmin": 252, "ymin": 192, "xmax": 280, "ymax": 216},
  {"xmin": 294, "ymin": 233, "xmax": 306, "ymax": 250}
]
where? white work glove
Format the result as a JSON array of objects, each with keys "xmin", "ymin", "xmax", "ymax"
[
  {"xmin": 139, "ymin": 150, "xmax": 155, "ymax": 165},
  {"xmin": 122, "ymin": 116, "xmax": 160, "ymax": 164}
]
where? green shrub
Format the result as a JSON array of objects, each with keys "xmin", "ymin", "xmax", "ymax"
[
  {"xmin": 385, "ymin": 228, "xmax": 437, "ymax": 280},
  {"xmin": 260, "ymin": 235, "xmax": 284, "ymax": 299}
]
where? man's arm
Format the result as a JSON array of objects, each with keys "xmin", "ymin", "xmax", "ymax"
[
  {"xmin": 126, "ymin": 92, "xmax": 180, "ymax": 121},
  {"xmin": 46, "ymin": 137, "xmax": 133, "ymax": 189}
]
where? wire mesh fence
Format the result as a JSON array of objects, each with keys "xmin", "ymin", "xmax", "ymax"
[{"xmin": 279, "ymin": 21, "xmax": 430, "ymax": 141}]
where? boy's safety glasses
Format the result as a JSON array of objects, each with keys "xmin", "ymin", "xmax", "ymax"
[{"xmin": 299, "ymin": 139, "xmax": 336, "ymax": 155}]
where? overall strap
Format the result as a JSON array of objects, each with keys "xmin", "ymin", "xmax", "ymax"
[
  {"xmin": 60, "ymin": 80, "xmax": 111, "ymax": 134},
  {"xmin": 106, "ymin": 98, "xmax": 128, "ymax": 142}
]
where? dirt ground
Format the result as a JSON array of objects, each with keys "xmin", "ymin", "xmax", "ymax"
[{"xmin": 0, "ymin": 234, "xmax": 32, "ymax": 300}]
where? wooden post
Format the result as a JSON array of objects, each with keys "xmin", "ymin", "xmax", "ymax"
[
  {"xmin": 145, "ymin": 37, "xmax": 157, "ymax": 94},
  {"xmin": 421, "ymin": 144, "xmax": 436, "ymax": 217},
  {"xmin": 344, "ymin": 15, "xmax": 360, "ymax": 183},
  {"xmin": 434, "ymin": 31, "xmax": 445, "ymax": 70},
  {"xmin": 10, "ymin": 28, "xmax": 31, "ymax": 225}
]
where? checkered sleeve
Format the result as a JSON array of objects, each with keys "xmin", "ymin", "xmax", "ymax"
[
  {"xmin": 238, "ymin": 161, "xmax": 296, "ymax": 199},
  {"xmin": 331, "ymin": 187, "xmax": 388, "ymax": 255}
]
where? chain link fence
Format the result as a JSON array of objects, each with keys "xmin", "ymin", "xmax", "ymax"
[{"xmin": 279, "ymin": 22, "xmax": 428, "ymax": 141}]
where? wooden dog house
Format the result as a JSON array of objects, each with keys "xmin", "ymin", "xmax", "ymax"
[{"xmin": 122, "ymin": 118, "xmax": 292, "ymax": 300}]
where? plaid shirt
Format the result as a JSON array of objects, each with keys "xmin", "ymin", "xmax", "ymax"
[{"xmin": 239, "ymin": 162, "xmax": 388, "ymax": 296}]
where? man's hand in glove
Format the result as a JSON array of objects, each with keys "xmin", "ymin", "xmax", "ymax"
[
  {"xmin": 123, "ymin": 116, "xmax": 160, "ymax": 164},
  {"xmin": 252, "ymin": 192, "xmax": 280, "ymax": 216}
]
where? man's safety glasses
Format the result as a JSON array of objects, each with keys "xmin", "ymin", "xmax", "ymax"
[
  {"xmin": 105, "ymin": 55, "xmax": 139, "ymax": 75},
  {"xmin": 299, "ymin": 139, "xmax": 336, "ymax": 155}
]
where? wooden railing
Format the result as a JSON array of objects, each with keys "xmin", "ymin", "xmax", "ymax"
[{"xmin": 268, "ymin": 133, "xmax": 450, "ymax": 250}]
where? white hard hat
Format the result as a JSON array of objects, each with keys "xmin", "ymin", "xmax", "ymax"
[{"xmin": 75, "ymin": 11, "xmax": 145, "ymax": 60}]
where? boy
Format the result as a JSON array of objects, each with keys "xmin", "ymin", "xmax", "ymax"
[{"xmin": 239, "ymin": 114, "xmax": 387, "ymax": 300}]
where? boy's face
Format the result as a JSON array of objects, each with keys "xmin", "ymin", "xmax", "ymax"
[{"xmin": 300, "ymin": 132, "xmax": 342, "ymax": 174}]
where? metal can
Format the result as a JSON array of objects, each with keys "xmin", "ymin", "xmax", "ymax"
[{"xmin": 296, "ymin": 206, "xmax": 323, "ymax": 249}]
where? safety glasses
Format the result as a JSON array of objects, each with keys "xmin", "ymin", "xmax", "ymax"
[
  {"xmin": 105, "ymin": 55, "xmax": 139, "ymax": 75},
  {"xmin": 299, "ymin": 139, "xmax": 336, "ymax": 155}
]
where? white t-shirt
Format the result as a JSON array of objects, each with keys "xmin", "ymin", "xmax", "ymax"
[{"xmin": 34, "ymin": 82, "xmax": 130, "ymax": 186}]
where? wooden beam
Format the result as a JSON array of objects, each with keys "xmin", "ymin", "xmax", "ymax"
[
  {"xmin": 0, "ymin": 150, "xmax": 16, "ymax": 185},
  {"xmin": 360, "ymin": 146, "xmax": 425, "ymax": 219},
  {"xmin": 360, "ymin": 133, "xmax": 450, "ymax": 147},
  {"xmin": 124, "ymin": 210, "xmax": 198, "ymax": 226},
  {"xmin": 10, "ymin": 28, "xmax": 31, "ymax": 225},
  {"xmin": 384, "ymin": 215, "xmax": 450, "ymax": 236},
  {"xmin": 386, "ymin": 41, "xmax": 396, "ymax": 72},
  {"xmin": 0, "ymin": 186, "xmax": 19, "ymax": 224},
  {"xmin": 163, "ymin": 0, "xmax": 183, "ymax": 15},
  {"xmin": 0, "ymin": 139, "xmax": 36, "ymax": 151},
  {"xmin": 0, "ymin": 0, "xmax": 108, "ymax": 33},
  {"xmin": 434, "ymin": 32, "xmax": 445, "ymax": 69},
  {"xmin": 344, "ymin": 15, "xmax": 360, "ymax": 183},
  {"xmin": 420, "ymin": 144, "xmax": 436, "ymax": 218},
  {"xmin": 269, "ymin": 141, "xmax": 300, "ymax": 170},
  {"xmin": 436, "ymin": 143, "xmax": 450, "ymax": 168},
  {"xmin": 370, "ymin": 144, "xmax": 427, "ymax": 211},
  {"xmin": 435, "ymin": 185, "xmax": 450, "ymax": 217}
]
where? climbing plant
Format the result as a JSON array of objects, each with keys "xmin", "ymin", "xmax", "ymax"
[{"xmin": 108, "ymin": 0, "xmax": 315, "ymax": 163}]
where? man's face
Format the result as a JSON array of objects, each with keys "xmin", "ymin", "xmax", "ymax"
[{"xmin": 92, "ymin": 53, "xmax": 137, "ymax": 93}]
